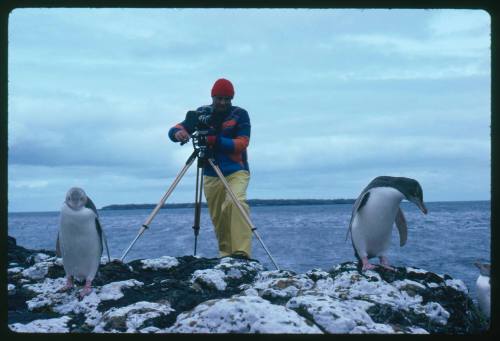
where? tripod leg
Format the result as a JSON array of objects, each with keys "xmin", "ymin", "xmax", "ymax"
[
  {"xmin": 193, "ymin": 163, "xmax": 204, "ymax": 255},
  {"xmin": 120, "ymin": 150, "xmax": 198, "ymax": 262},
  {"xmin": 206, "ymin": 159, "xmax": 280, "ymax": 271}
]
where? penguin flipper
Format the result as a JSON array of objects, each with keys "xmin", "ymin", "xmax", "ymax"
[
  {"xmin": 56, "ymin": 234, "xmax": 61, "ymax": 257},
  {"xmin": 85, "ymin": 197, "xmax": 110, "ymax": 261},
  {"xmin": 395, "ymin": 207, "xmax": 408, "ymax": 246},
  {"xmin": 345, "ymin": 191, "xmax": 371, "ymax": 241},
  {"xmin": 94, "ymin": 217, "xmax": 111, "ymax": 262},
  {"xmin": 85, "ymin": 197, "xmax": 99, "ymax": 216},
  {"xmin": 94, "ymin": 218, "xmax": 104, "ymax": 257}
]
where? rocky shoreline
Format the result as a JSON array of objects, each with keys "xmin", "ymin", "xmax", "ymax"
[
  {"xmin": 7, "ymin": 236, "xmax": 489, "ymax": 334},
  {"xmin": 100, "ymin": 199, "xmax": 356, "ymax": 210}
]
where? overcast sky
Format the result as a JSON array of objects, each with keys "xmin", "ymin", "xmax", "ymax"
[{"xmin": 7, "ymin": 8, "xmax": 491, "ymax": 212}]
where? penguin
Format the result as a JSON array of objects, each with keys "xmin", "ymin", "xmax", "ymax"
[
  {"xmin": 346, "ymin": 176, "xmax": 428, "ymax": 271},
  {"xmin": 56, "ymin": 187, "xmax": 110, "ymax": 298},
  {"xmin": 474, "ymin": 261, "xmax": 490, "ymax": 319}
]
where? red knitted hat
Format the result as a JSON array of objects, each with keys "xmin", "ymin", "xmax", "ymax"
[{"xmin": 211, "ymin": 78, "xmax": 235, "ymax": 98}]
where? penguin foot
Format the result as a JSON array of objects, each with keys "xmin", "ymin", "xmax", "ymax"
[
  {"xmin": 362, "ymin": 263, "xmax": 376, "ymax": 271},
  {"xmin": 379, "ymin": 264, "xmax": 396, "ymax": 271},
  {"xmin": 361, "ymin": 257, "xmax": 377, "ymax": 271},
  {"xmin": 79, "ymin": 280, "xmax": 93, "ymax": 299},
  {"xmin": 79, "ymin": 287, "xmax": 92, "ymax": 299},
  {"xmin": 379, "ymin": 257, "xmax": 395, "ymax": 271}
]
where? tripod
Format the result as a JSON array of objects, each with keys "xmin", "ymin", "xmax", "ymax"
[{"xmin": 120, "ymin": 130, "xmax": 280, "ymax": 270}]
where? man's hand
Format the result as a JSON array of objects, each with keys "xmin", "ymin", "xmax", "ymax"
[{"xmin": 175, "ymin": 130, "xmax": 191, "ymax": 143}]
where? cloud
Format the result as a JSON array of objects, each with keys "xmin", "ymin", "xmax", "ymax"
[
  {"xmin": 251, "ymin": 133, "xmax": 489, "ymax": 173},
  {"xmin": 10, "ymin": 180, "xmax": 50, "ymax": 189},
  {"xmin": 7, "ymin": 8, "xmax": 491, "ymax": 211},
  {"xmin": 336, "ymin": 32, "xmax": 489, "ymax": 59}
]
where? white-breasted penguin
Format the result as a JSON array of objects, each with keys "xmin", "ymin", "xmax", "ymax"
[
  {"xmin": 346, "ymin": 176, "xmax": 428, "ymax": 271},
  {"xmin": 56, "ymin": 187, "xmax": 110, "ymax": 298},
  {"xmin": 474, "ymin": 262, "xmax": 490, "ymax": 319}
]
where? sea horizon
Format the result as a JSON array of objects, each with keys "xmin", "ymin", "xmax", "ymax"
[{"xmin": 7, "ymin": 198, "xmax": 491, "ymax": 214}]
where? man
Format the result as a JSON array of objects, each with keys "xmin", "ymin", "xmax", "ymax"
[{"xmin": 168, "ymin": 78, "xmax": 252, "ymax": 259}]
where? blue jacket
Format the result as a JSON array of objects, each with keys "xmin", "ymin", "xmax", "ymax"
[{"xmin": 169, "ymin": 105, "xmax": 250, "ymax": 177}]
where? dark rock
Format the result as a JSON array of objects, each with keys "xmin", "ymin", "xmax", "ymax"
[{"xmin": 367, "ymin": 303, "xmax": 433, "ymax": 331}]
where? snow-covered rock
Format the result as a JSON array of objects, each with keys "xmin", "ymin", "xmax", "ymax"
[
  {"xmin": 7, "ymin": 236, "xmax": 488, "ymax": 334},
  {"xmin": 168, "ymin": 295, "xmax": 322, "ymax": 333}
]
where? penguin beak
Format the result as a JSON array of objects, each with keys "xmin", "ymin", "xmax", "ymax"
[
  {"xmin": 417, "ymin": 201, "xmax": 428, "ymax": 215},
  {"xmin": 410, "ymin": 198, "xmax": 428, "ymax": 214}
]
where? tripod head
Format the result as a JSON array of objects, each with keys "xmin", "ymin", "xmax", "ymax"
[{"xmin": 191, "ymin": 130, "xmax": 213, "ymax": 160}]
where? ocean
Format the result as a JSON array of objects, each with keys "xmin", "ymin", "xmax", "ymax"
[{"xmin": 8, "ymin": 201, "xmax": 490, "ymax": 303}]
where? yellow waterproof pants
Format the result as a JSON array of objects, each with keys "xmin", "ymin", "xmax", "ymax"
[{"xmin": 203, "ymin": 170, "xmax": 252, "ymax": 258}]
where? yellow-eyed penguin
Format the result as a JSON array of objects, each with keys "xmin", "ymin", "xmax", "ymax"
[
  {"xmin": 346, "ymin": 176, "xmax": 428, "ymax": 271},
  {"xmin": 474, "ymin": 262, "xmax": 490, "ymax": 319},
  {"xmin": 56, "ymin": 187, "xmax": 110, "ymax": 298}
]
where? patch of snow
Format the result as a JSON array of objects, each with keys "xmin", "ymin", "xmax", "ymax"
[
  {"xmin": 191, "ymin": 269, "xmax": 227, "ymax": 291},
  {"xmin": 9, "ymin": 316, "xmax": 71, "ymax": 333},
  {"xmin": 392, "ymin": 279, "xmax": 427, "ymax": 291},
  {"xmin": 250, "ymin": 272, "xmax": 314, "ymax": 300},
  {"xmin": 218, "ymin": 257, "xmax": 264, "ymax": 269},
  {"xmin": 26, "ymin": 295, "xmax": 54, "ymax": 311},
  {"xmin": 93, "ymin": 301, "xmax": 174, "ymax": 333},
  {"xmin": 350, "ymin": 323, "xmax": 396, "ymax": 334},
  {"xmin": 141, "ymin": 256, "xmax": 179, "ymax": 270},
  {"xmin": 242, "ymin": 287, "xmax": 259, "ymax": 296},
  {"xmin": 306, "ymin": 268, "xmax": 331, "ymax": 280},
  {"xmin": 313, "ymin": 277, "xmax": 337, "ymax": 293},
  {"xmin": 332, "ymin": 264, "xmax": 343, "ymax": 271},
  {"xmin": 419, "ymin": 302, "xmax": 450, "ymax": 325},
  {"xmin": 286, "ymin": 294, "xmax": 375, "ymax": 333},
  {"xmin": 29, "ymin": 253, "xmax": 52, "ymax": 263},
  {"xmin": 225, "ymin": 267, "xmax": 243, "ymax": 279},
  {"xmin": 214, "ymin": 258, "xmax": 264, "ymax": 280},
  {"xmin": 98, "ymin": 279, "xmax": 144, "ymax": 301},
  {"xmin": 8, "ymin": 267, "xmax": 24, "ymax": 274},
  {"xmin": 8, "ymin": 284, "xmax": 16, "ymax": 294},
  {"xmin": 168, "ymin": 295, "xmax": 322, "ymax": 333},
  {"xmin": 21, "ymin": 262, "xmax": 52, "ymax": 280},
  {"xmin": 445, "ymin": 279, "xmax": 468, "ymax": 294},
  {"xmin": 24, "ymin": 277, "xmax": 66, "ymax": 294},
  {"xmin": 24, "ymin": 278, "xmax": 69, "ymax": 311},
  {"xmin": 406, "ymin": 267, "xmax": 429, "ymax": 274}
]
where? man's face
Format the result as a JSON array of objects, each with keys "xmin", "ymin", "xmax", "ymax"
[{"xmin": 212, "ymin": 96, "xmax": 232, "ymax": 114}]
